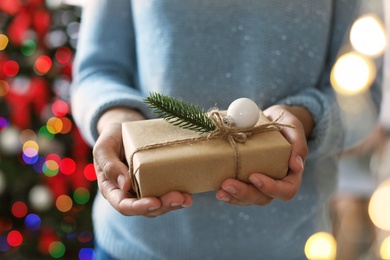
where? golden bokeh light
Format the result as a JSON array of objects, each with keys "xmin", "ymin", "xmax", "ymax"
[
  {"xmin": 23, "ymin": 140, "xmax": 39, "ymax": 153},
  {"xmin": 380, "ymin": 236, "xmax": 390, "ymax": 260},
  {"xmin": 369, "ymin": 185, "xmax": 390, "ymax": 231},
  {"xmin": 55, "ymin": 195, "xmax": 73, "ymax": 213},
  {"xmin": 304, "ymin": 232, "xmax": 337, "ymax": 260},
  {"xmin": 330, "ymin": 52, "xmax": 375, "ymax": 95},
  {"xmin": 0, "ymin": 34, "xmax": 9, "ymax": 51},
  {"xmin": 46, "ymin": 117, "xmax": 63, "ymax": 134},
  {"xmin": 350, "ymin": 14, "xmax": 386, "ymax": 57}
]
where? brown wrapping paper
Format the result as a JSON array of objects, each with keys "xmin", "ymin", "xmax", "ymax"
[{"xmin": 122, "ymin": 112, "xmax": 291, "ymax": 198}]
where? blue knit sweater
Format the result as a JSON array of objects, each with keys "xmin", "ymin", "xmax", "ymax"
[{"xmin": 71, "ymin": 0, "xmax": 382, "ymax": 259}]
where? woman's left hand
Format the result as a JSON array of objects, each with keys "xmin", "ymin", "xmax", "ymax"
[{"xmin": 215, "ymin": 105, "xmax": 314, "ymax": 206}]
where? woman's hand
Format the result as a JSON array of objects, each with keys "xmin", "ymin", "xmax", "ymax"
[
  {"xmin": 93, "ymin": 108, "xmax": 193, "ymax": 217},
  {"xmin": 215, "ymin": 105, "xmax": 314, "ymax": 206}
]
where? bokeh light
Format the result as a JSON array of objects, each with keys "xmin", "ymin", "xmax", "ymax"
[
  {"xmin": 49, "ymin": 241, "xmax": 66, "ymax": 258},
  {"xmin": 46, "ymin": 30, "xmax": 68, "ymax": 48},
  {"xmin": 22, "ymin": 140, "xmax": 39, "ymax": 164},
  {"xmin": 11, "ymin": 201, "xmax": 28, "ymax": 218},
  {"xmin": 0, "ymin": 80, "xmax": 10, "ymax": 96},
  {"xmin": 330, "ymin": 52, "xmax": 375, "ymax": 95},
  {"xmin": 0, "ymin": 33, "xmax": 9, "ymax": 50},
  {"xmin": 0, "ymin": 116, "xmax": 10, "ymax": 131},
  {"xmin": 38, "ymin": 125, "xmax": 55, "ymax": 140},
  {"xmin": 23, "ymin": 139, "xmax": 39, "ymax": 150},
  {"xmin": 55, "ymin": 46, "xmax": 72, "ymax": 65},
  {"xmin": 46, "ymin": 117, "xmax": 63, "ymax": 134},
  {"xmin": 60, "ymin": 117, "xmax": 72, "ymax": 134},
  {"xmin": 7, "ymin": 230, "xmax": 23, "ymax": 247},
  {"xmin": 61, "ymin": 216, "xmax": 77, "ymax": 234},
  {"xmin": 29, "ymin": 185, "xmax": 53, "ymax": 211},
  {"xmin": 21, "ymin": 39, "xmax": 37, "ymax": 56},
  {"xmin": 24, "ymin": 214, "xmax": 41, "ymax": 231},
  {"xmin": 0, "ymin": 236, "xmax": 10, "ymax": 252},
  {"xmin": 368, "ymin": 185, "xmax": 390, "ymax": 230},
  {"xmin": 52, "ymin": 100, "xmax": 69, "ymax": 117},
  {"xmin": 43, "ymin": 160, "xmax": 59, "ymax": 177},
  {"xmin": 350, "ymin": 14, "xmax": 386, "ymax": 57},
  {"xmin": 46, "ymin": 153, "xmax": 61, "ymax": 165},
  {"xmin": 0, "ymin": 126, "xmax": 21, "ymax": 155},
  {"xmin": 304, "ymin": 232, "xmax": 337, "ymax": 260},
  {"xmin": 380, "ymin": 236, "xmax": 390, "ymax": 260},
  {"xmin": 60, "ymin": 157, "xmax": 76, "ymax": 175},
  {"xmin": 79, "ymin": 248, "xmax": 95, "ymax": 260},
  {"xmin": 78, "ymin": 231, "xmax": 93, "ymax": 243},
  {"xmin": 19, "ymin": 129, "xmax": 37, "ymax": 143},
  {"xmin": 22, "ymin": 152, "xmax": 39, "ymax": 164},
  {"xmin": 3, "ymin": 60, "xmax": 19, "ymax": 77},
  {"xmin": 34, "ymin": 55, "xmax": 52, "ymax": 75},
  {"xmin": 73, "ymin": 187, "xmax": 90, "ymax": 205},
  {"xmin": 56, "ymin": 195, "xmax": 73, "ymax": 212},
  {"xmin": 83, "ymin": 164, "xmax": 97, "ymax": 181}
]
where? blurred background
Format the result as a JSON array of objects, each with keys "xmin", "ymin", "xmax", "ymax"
[
  {"xmin": 0, "ymin": 0, "xmax": 96, "ymax": 259},
  {"xmin": 0, "ymin": 0, "xmax": 390, "ymax": 260}
]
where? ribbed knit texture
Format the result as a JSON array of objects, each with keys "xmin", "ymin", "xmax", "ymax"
[{"xmin": 71, "ymin": 0, "xmax": 382, "ymax": 259}]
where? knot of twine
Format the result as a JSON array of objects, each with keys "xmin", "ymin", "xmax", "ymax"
[{"xmin": 129, "ymin": 110, "xmax": 294, "ymax": 198}]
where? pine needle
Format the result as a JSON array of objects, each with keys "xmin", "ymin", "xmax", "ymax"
[{"xmin": 144, "ymin": 92, "xmax": 216, "ymax": 134}]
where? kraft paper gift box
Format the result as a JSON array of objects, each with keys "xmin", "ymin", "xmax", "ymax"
[{"xmin": 122, "ymin": 112, "xmax": 291, "ymax": 198}]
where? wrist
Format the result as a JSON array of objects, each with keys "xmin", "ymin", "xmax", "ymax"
[
  {"xmin": 281, "ymin": 105, "xmax": 314, "ymax": 139},
  {"xmin": 97, "ymin": 107, "xmax": 145, "ymax": 134}
]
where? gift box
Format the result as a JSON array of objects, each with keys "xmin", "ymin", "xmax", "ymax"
[{"xmin": 122, "ymin": 112, "xmax": 291, "ymax": 198}]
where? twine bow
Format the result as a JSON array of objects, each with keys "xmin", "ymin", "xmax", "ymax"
[{"xmin": 128, "ymin": 110, "xmax": 294, "ymax": 198}]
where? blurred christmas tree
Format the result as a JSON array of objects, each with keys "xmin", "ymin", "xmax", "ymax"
[{"xmin": 0, "ymin": 0, "xmax": 96, "ymax": 259}]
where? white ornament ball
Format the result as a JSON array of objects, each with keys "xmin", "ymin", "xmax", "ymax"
[{"xmin": 227, "ymin": 98, "xmax": 260, "ymax": 129}]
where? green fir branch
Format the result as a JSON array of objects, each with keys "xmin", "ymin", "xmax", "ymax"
[{"xmin": 144, "ymin": 92, "xmax": 216, "ymax": 134}]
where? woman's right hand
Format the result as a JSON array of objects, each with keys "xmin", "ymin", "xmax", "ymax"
[{"xmin": 93, "ymin": 108, "xmax": 193, "ymax": 217}]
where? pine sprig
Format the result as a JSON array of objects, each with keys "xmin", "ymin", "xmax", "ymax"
[{"xmin": 144, "ymin": 92, "xmax": 216, "ymax": 134}]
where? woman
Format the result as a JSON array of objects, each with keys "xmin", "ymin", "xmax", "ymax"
[{"xmin": 71, "ymin": 0, "xmax": 382, "ymax": 259}]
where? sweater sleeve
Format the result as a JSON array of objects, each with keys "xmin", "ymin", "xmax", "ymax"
[
  {"xmin": 71, "ymin": 0, "xmax": 155, "ymax": 146},
  {"xmin": 278, "ymin": 0, "xmax": 383, "ymax": 158}
]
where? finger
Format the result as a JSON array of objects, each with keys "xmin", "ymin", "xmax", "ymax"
[
  {"xmin": 146, "ymin": 192, "xmax": 193, "ymax": 217},
  {"xmin": 93, "ymin": 145, "xmax": 132, "ymax": 192},
  {"xmin": 249, "ymin": 171, "xmax": 303, "ymax": 201},
  {"xmin": 95, "ymin": 160, "xmax": 163, "ymax": 215},
  {"xmin": 216, "ymin": 179, "xmax": 273, "ymax": 206}
]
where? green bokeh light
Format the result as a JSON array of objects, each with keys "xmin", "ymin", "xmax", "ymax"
[
  {"xmin": 49, "ymin": 241, "xmax": 66, "ymax": 258},
  {"xmin": 73, "ymin": 187, "xmax": 90, "ymax": 205},
  {"xmin": 21, "ymin": 39, "xmax": 37, "ymax": 56}
]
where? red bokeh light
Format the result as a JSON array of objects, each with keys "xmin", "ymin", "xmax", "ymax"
[
  {"xmin": 7, "ymin": 230, "xmax": 23, "ymax": 247},
  {"xmin": 34, "ymin": 55, "xmax": 52, "ymax": 75},
  {"xmin": 59, "ymin": 117, "xmax": 72, "ymax": 134},
  {"xmin": 84, "ymin": 164, "xmax": 97, "ymax": 181},
  {"xmin": 55, "ymin": 46, "xmax": 72, "ymax": 65},
  {"xmin": 60, "ymin": 157, "xmax": 76, "ymax": 175},
  {"xmin": 51, "ymin": 100, "xmax": 68, "ymax": 117},
  {"xmin": 11, "ymin": 201, "xmax": 28, "ymax": 218},
  {"xmin": 46, "ymin": 153, "xmax": 61, "ymax": 165},
  {"xmin": 3, "ymin": 60, "xmax": 19, "ymax": 77}
]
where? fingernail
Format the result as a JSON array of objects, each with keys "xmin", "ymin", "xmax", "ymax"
[
  {"xmin": 218, "ymin": 195, "xmax": 230, "ymax": 202},
  {"xmin": 296, "ymin": 156, "xmax": 304, "ymax": 170},
  {"xmin": 250, "ymin": 176, "xmax": 262, "ymax": 187},
  {"xmin": 170, "ymin": 202, "xmax": 181, "ymax": 207},
  {"xmin": 224, "ymin": 185, "xmax": 237, "ymax": 194},
  {"xmin": 117, "ymin": 174, "xmax": 125, "ymax": 189},
  {"xmin": 148, "ymin": 206, "xmax": 160, "ymax": 211}
]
